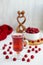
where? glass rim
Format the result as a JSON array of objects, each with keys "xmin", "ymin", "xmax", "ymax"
[{"xmin": 12, "ymin": 33, "xmax": 24, "ymax": 38}]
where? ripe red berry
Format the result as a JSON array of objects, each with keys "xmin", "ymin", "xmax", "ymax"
[
  {"xmin": 31, "ymin": 41, "xmax": 34, "ymax": 43},
  {"xmin": 24, "ymin": 54, "xmax": 28, "ymax": 58},
  {"xmin": 27, "ymin": 49, "xmax": 31, "ymax": 53},
  {"xmin": 29, "ymin": 46, "xmax": 31, "ymax": 48},
  {"xmin": 5, "ymin": 55, "xmax": 9, "ymax": 59},
  {"xmin": 24, "ymin": 41, "xmax": 27, "ymax": 47},
  {"xmin": 30, "ymin": 55, "xmax": 34, "ymax": 59},
  {"xmin": 4, "ymin": 44, "xmax": 7, "ymax": 47},
  {"xmin": 3, "ymin": 51, "xmax": 7, "ymax": 55},
  {"xmin": 7, "ymin": 49, "xmax": 10, "ymax": 51},
  {"xmin": 37, "ymin": 40, "xmax": 40, "ymax": 42},
  {"xmin": 22, "ymin": 58, "xmax": 25, "ymax": 61},
  {"xmin": 41, "ymin": 38, "xmax": 43, "ymax": 41},
  {"xmin": 9, "ymin": 51, "xmax": 13, "ymax": 54},
  {"xmin": 27, "ymin": 58, "xmax": 30, "ymax": 62},
  {"xmin": 2, "ymin": 47, "xmax": 5, "ymax": 50},
  {"xmin": 35, "ymin": 46, "xmax": 37, "ymax": 48},
  {"xmin": 32, "ymin": 48, "xmax": 34, "ymax": 51},
  {"xmin": 38, "ymin": 48, "xmax": 41, "ymax": 51},
  {"xmin": 13, "ymin": 57, "xmax": 17, "ymax": 61},
  {"xmin": 24, "ymin": 44, "xmax": 26, "ymax": 47},
  {"xmin": 9, "ymin": 46, "xmax": 11, "ymax": 49},
  {"xmin": 9, "ymin": 42, "xmax": 12, "ymax": 45},
  {"xmin": 35, "ymin": 50, "xmax": 38, "ymax": 53}
]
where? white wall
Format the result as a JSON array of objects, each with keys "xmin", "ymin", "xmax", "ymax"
[{"xmin": 0, "ymin": 0, "xmax": 43, "ymax": 30}]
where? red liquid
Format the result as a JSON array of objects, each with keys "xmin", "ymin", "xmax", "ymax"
[{"xmin": 12, "ymin": 35, "xmax": 23, "ymax": 52}]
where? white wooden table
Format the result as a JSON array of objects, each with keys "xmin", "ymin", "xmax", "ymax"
[{"xmin": 0, "ymin": 31, "xmax": 43, "ymax": 65}]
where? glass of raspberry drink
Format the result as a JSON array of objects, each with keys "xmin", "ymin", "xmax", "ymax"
[{"xmin": 12, "ymin": 33, "xmax": 28, "ymax": 59}]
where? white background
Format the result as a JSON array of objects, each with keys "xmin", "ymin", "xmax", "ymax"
[{"xmin": 0, "ymin": 0, "xmax": 43, "ymax": 30}]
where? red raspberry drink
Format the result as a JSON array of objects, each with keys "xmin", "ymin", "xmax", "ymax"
[{"xmin": 12, "ymin": 33, "xmax": 23, "ymax": 53}]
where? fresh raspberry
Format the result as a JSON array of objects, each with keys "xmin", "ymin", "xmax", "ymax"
[
  {"xmin": 31, "ymin": 41, "xmax": 34, "ymax": 43},
  {"xmin": 3, "ymin": 51, "xmax": 7, "ymax": 55},
  {"xmin": 24, "ymin": 41, "xmax": 27, "ymax": 47},
  {"xmin": 9, "ymin": 51, "xmax": 13, "ymax": 54},
  {"xmin": 24, "ymin": 43, "xmax": 26, "ymax": 47},
  {"xmin": 29, "ymin": 46, "xmax": 31, "ymax": 48},
  {"xmin": 13, "ymin": 57, "xmax": 17, "ymax": 61},
  {"xmin": 5, "ymin": 55, "xmax": 9, "ymax": 59},
  {"xmin": 30, "ymin": 55, "xmax": 34, "ymax": 59},
  {"xmin": 22, "ymin": 58, "xmax": 25, "ymax": 61},
  {"xmin": 7, "ymin": 49, "xmax": 10, "ymax": 51},
  {"xmin": 9, "ymin": 42, "xmax": 12, "ymax": 45},
  {"xmin": 27, "ymin": 58, "xmax": 30, "ymax": 62},
  {"xmin": 24, "ymin": 54, "xmax": 28, "ymax": 58},
  {"xmin": 35, "ymin": 46, "xmax": 37, "ymax": 48},
  {"xmin": 38, "ymin": 48, "xmax": 41, "ymax": 51},
  {"xmin": 41, "ymin": 38, "xmax": 43, "ymax": 41},
  {"xmin": 35, "ymin": 50, "xmax": 38, "ymax": 53},
  {"xmin": 2, "ymin": 47, "xmax": 5, "ymax": 50},
  {"xmin": 8, "ymin": 46, "xmax": 11, "ymax": 49},
  {"xmin": 37, "ymin": 40, "xmax": 40, "ymax": 42},
  {"xmin": 27, "ymin": 49, "xmax": 31, "ymax": 53},
  {"xmin": 4, "ymin": 44, "xmax": 7, "ymax": 47},
  {"xmin": 32, "ymin": 48, "xmax": 34, "ymax": 51}
]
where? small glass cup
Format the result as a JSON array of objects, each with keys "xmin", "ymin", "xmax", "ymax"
[{"xmin": 12, "ymin": 33, "xmax": 28, "ymax": 60}]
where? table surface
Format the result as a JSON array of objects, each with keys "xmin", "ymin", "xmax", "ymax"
[{"xmin": 0, "ymin": 31, "xmax": 43, "ymax": 65}]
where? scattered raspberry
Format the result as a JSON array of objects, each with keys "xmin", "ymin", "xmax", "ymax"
[
  {"xmin": 30, "ymin": 55, "xmax": 34, "ymax": 59},
  {"xmin": 32, "ymin": 48, "xmax": 34, "ymax": 51},
  {"xmin": 37, "ymin": 40, "xmax": 40, "ymax": 42},
  {"xmin": 24, "ymin": 41, "xmax": 27, "ymax": 47},
  {"xmin": 41, "ymin": 38, "xmax": 43, "ymax": 41},
  {"xmin": 35, "ymin": 50, "xmax": 38, "ymax": 53},
  {"xmin": 29, "ymin": 46, "xmax": 31, "ymax": 48},
  {"xmin": 24, "ymin": 54, "xmax": 28, "ymax": 58},
  {"xmin": 35, "ymin": 46, "xmax": 37, "ymax": 48},
  {"xmin": 26, "ymin": 27, "xmax": 39, "ymax": 33},
  {"xmin": 7, "ymin": 49, "xmax": 10, "ymax": 51},
  {"xmin": 2, "ymin": 47, "xmax": 5, "ymax": 50},
  {"xmin": 31, "ymin": 41, "xmax": 34, "ymax": 43},
  {"xmin": 8, "ymin": 46, "xmax": 11, "ymax": 49},
  {"xmin": 4, "ymin": 44, "xmax": 7, "ymax": 47},
  {"xmin": 24, "ymin": 43, "xmax": 26, "ymax": 47},
  {"xmin": 9, "ymin": 42, "xmax": 12, "ymax": 45},
  {"xmin": 5, "ymin": 55, "xmax": 9, "ymax": 59},
  {"xmin": 3, "ymin": 51, "xmax": 7, "ymax": 55},
  {"xmin": 13, "ymin": 57, "xmax": 17, "ymax": 61},
  {"xmin": 9, "ymin": 51, "xmax": 13, "ymax": 54},
  {"xmin": 38, "ymin": 48, "xmax": 41, "ymax": 51},
  {"xmin": 27, "ymin": 58, "xmax": 30, "ymax": 62},
  {"xmin": 27, "ymin": 49, "xmax": 31, "ymax": 53},
  {"xmin": 22, "ymin": 58, "xmax": 25, "ymax": 61}
]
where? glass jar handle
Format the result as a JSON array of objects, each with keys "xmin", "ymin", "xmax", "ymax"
[{"xmin": 23, "ymin": 39, "xmax": 29, "ymax": 49}]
